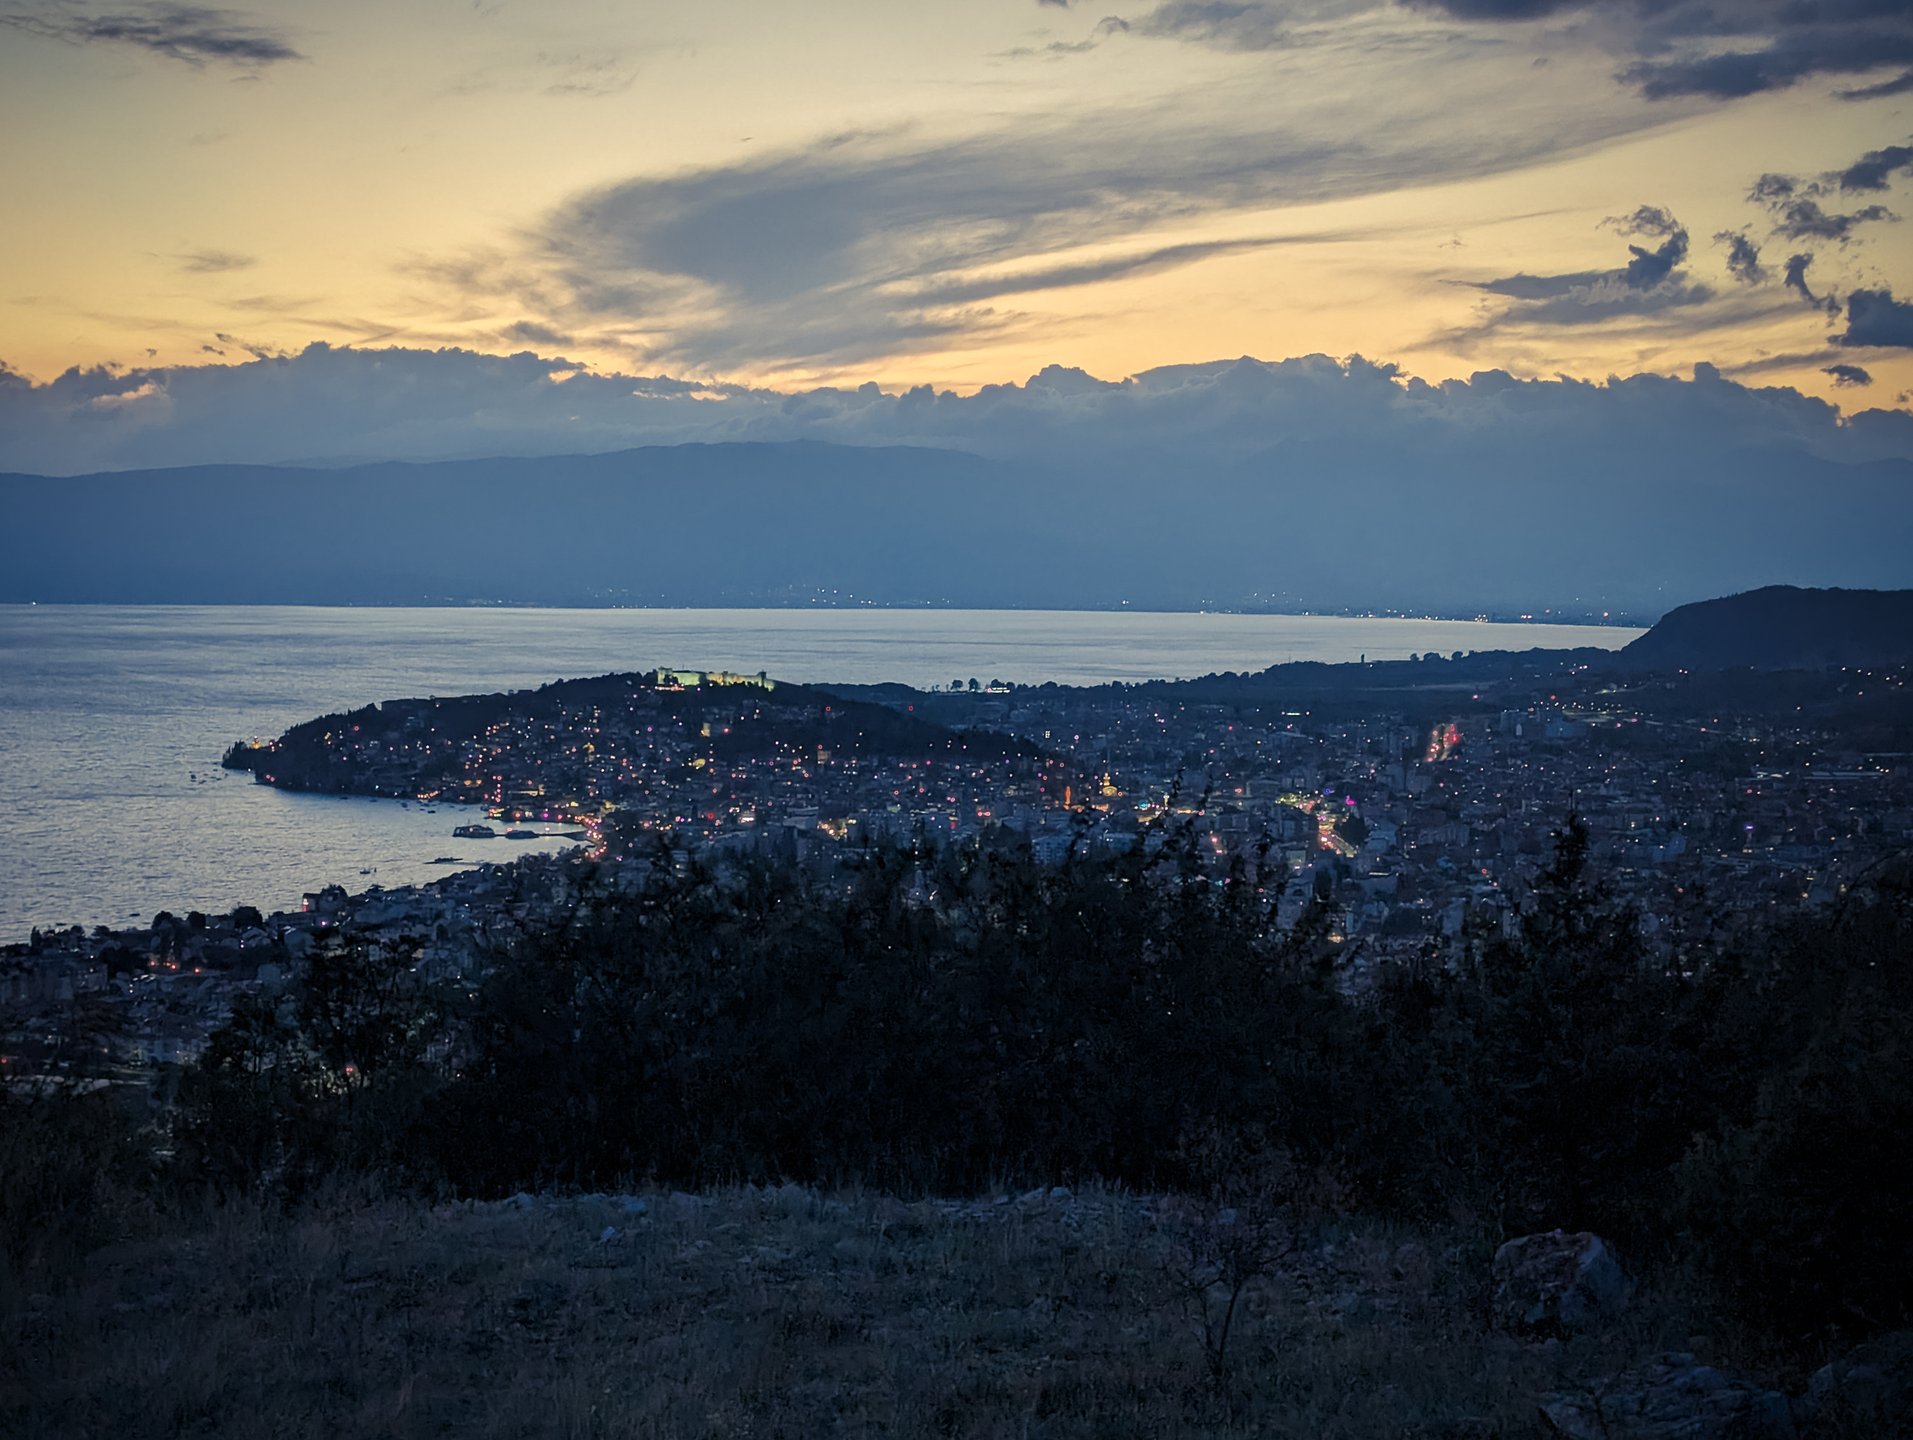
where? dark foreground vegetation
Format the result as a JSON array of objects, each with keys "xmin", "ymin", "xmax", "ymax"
[{"xmin": 4, "ymin": 819, "xmax": 1910, "ymax": 1435}]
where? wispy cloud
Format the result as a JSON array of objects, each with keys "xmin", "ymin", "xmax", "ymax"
[
  {"xmin": 0, "ymin": 3, "xmax": 303, "ymax": 68},
  {"xmin": 1409, "ymin": 0, "xmax": 1913, "ymax": 102},
  {"xmin": 1103, "ymin": 0, "xmax": 1913, "ymax": 103},
  {"xmin": 408, "ymin": 53, "xmax": 1658, "ymax": 374},
  {"xmin": 170, "ymin": 248, "xmax": 255, "ymax": 274},
  {"xmin": 1840, "ymin": 69, "xmax": 1913, "ymax": 101},
  {"xmin": 1768, "ymin": 196, "xmax": 1897, "ymax": 243},
  {"xmin": 444, "ymin": 47, "xmax": 639, "ymax": 100},
  {"xmin": 1129, "ymin": 1, "xmax": 1378, "ymax": 53},
  {"xmin": 904, "ymin": 233, "xmax": 1375, "ymax": 308},
  {"xmin": 536, "ymin": 52, "xmax": 634, "ymax": 98},
  {"xmin": 1715, "ymin": 230, "xmax": 1765, "ymax": 285},
  {"xmin": 1454, "ymin": 205, "xmax": 1714, "ymax": 329}
]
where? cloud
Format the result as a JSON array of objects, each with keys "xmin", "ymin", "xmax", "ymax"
[
  {"xmin": 1783, "ymin": 253, "xmax": 1837, "ymax": 314},
  {"xmin": 5, "ymin": 343, "xmax": 1908, "ymax": 481},
  {"xmin": 11, "ymin": 348, "xmax": 1911, "ymax": 612},
  {"xmin": 460, "ymin": 75, "xmax": 1658, "ymax": 373},
  {"xmin": 1841, "ymin": 69, "xmax": 1913, "ymax": 100},
  {"xmin": 1769, "ymin": 197, "xmax": 1897, "ymax": 242},
  {"xmin": 1622, "ymin": 31, "xmax": 1913, "ymax": 101},
  {"xmin": 1824, "ymin": 363, "xmax": 1873, "ymax": 387},
  {"xmin": 1715, "ymin": 230, "xmax": 1765, "ymax": 285},
  {"xmin": 171, "ymin": 248, "xmax": 255, "ymax": 274},
  {"xmin": 997, "ymin": 15, "xmax": 1129, "ymax": 58},
  {"xmin": 1838, "ymin": 288, "xmax": 1913, "ymax": 349},
  {"xmin": 1130, "ymin": 1, "xmax": 1371, "ymax": 52},
  {"xmin": 1045, "ymin": 1, "xmax": 1913, "ymax": 105},
  {"xmin": 1838, "ymin": 142, "xmax": 1913, "ymax": 193},
  {"xmin": 212, "ymin": 331, "xmax": 285, "ymax": 360},
  {"xmin": 1407, "ymin": 0, "xmax": 1913, "ymax": 102},
  {"xmin": 1438, "ymin": 197, "xmax": 1865, "ymax": 354},
  {"xmin": 497, "ymin": 320, "xmax": 574, "ymax": 348},
  {"xmin": 1606, "ymin": 204, "xmax": 1689, "ymax": 286},
  {"xmin": 1745, "ymin": 156, "xmax": 1902, "ymax": 243},
  {"xmin": 906, "ymin": 233, "xmax": 1371, "ymax": 307},
  {"xmin": 1459, "ymin": 204, "xmax": 1712, "ymax": 327},
  {"xmin": 1013, "ymin": 0, "xmax": 1508, "ymax": 63},
  {"xmin": 1405, "ymin": 1, "xmax": 1579, "ymax": 17},
  {"xmin": 536, "ymin": 52, "xmax": 635, "ymax": 98},
  {"xmin": 445, "ymin": 46, "xmax": 639, "ymax": 99},
  {"xmin": 0, "ymin": 4, "xmax": 303, "ymax": 68}
]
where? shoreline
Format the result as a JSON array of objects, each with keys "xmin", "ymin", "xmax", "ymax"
[{"xmin": 0, "ymin": 599, "xmax": 1655, "ymax": 629}]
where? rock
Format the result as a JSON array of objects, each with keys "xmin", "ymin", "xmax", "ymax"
[
  {"xmin": 1330, "ymin": 1289, "xmax": 1375, "ymax": 1321},
  {"xmin": 1802, "ymin": 1329, "xmax": 1913, "ymax": 1428},
  {"xmin": 1492, "ymin": 1230, "xmax": 1629, "ymax": 1334},
  {"xmin": 1540, "ymin": 1354, "xmax": 1795, "ymax": 1440},
  {"xmin": 1392, "ymin": 1241, "xmax": 1433, "ymax": 1283},
  {"xmin": 598, "ymin": 1225, "xmax": 620, "ymax": 1243},
  {"xmin": 618, "ymin": 1196, "xmax": 649, "ymax": 1216},
  {"xmin": 507, "ymin": 1191, "xmax": 538, "ymax": 1210}
]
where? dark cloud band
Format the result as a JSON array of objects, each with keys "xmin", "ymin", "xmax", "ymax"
[{"xmin": 0, "ymin": 4, "xmax": 302, "ymax": 68}]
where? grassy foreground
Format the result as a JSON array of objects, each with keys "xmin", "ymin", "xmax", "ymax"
[{"xmin": 2, "ymin": 1184, "xmax": 1746, "ymax": 1440}]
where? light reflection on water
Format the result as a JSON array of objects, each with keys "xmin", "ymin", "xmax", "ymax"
[{"xmin": 0, "ymin": 604, "xmax": 1637, "ymax": 940}]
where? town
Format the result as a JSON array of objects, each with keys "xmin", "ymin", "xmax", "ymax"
[{"xmin": 5, "ymin": 647, "xmax": 1908, "ymax": 1083}]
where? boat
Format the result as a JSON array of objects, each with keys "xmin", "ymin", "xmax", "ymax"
[
  {"xmin": 453, "ymin": 823, "xmax": 496, "ymax": 839},
  {"xmin": 504, "ymin": 829, "xmax": 539, "ymax": 840}
]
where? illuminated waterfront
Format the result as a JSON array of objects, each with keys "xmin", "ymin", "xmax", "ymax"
[{"xmin": 0, "ymin": 605, "xmax": 1635, "ymax": 940}]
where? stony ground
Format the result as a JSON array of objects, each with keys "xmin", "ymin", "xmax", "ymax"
[{"xmin": 0, "ymin": 1185, "xmax": 1796, "ymax": 1439}]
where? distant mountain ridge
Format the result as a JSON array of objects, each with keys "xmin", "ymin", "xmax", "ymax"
[
  {"xmin": 4, "ymin": 439, "xmax": 1911, "ymax": 612},
  {"xmin": 1619, "ymin": 586, "xmax": 1913, "ymax": 670}
]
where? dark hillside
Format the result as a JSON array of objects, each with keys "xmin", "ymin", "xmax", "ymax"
[{"xmin": 1620, "ymin": 585, "xmax": 1913, "ymax": 670}]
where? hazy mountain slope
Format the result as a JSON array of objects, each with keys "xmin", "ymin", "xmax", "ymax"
[{"xmin": 5, "ymin": 437, "xmax": 1910, "ymax": 612}]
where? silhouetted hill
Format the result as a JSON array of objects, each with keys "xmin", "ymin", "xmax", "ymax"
[
  {"xmin": 222, "ymin": 669, "xmax": 1047, "ymax": 801},
  {"xmin": 1619, "ymin": 586, "xmax": 1913, "ymax": 670}
]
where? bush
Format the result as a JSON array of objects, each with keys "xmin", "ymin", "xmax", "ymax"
[
  {"xmin": 0, "ymin": 1084, "xmax": 152, "ymax": 1298},
  {"xmin": 1672, "ymin": 874, "xmax": 1913, "ymax": 1341}
]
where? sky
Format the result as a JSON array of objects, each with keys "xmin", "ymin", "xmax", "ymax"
[{"xmin": 3, "ymin": 0, "xmax": 1913, "ymax": 474}]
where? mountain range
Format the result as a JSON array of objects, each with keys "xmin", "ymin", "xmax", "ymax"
[{"xmin": 5, "ymin": 437, "xmax": 1910, "ymax": 614}]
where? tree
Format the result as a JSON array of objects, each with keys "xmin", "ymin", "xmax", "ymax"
[
  {"xmin": 298, "ymin": 931, "xmax": 438, "ymax": 1081},
  {"xmin": 174, "ymin": 991, "xmax": 318, "ymax": 1196},
  {"xmin": 1463, "ymin": 814, "xmax": 1691, "ymax": 1233}
]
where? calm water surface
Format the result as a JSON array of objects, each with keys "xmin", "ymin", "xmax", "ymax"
[{"xmin": 0, "ymin": 605, "xmax": 1638, "ymax": 940}]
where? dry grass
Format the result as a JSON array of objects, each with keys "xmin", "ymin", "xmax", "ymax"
[{"xmin": 2, "ymin": 1186, "xmax": 1724, "ymax": 1439}]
